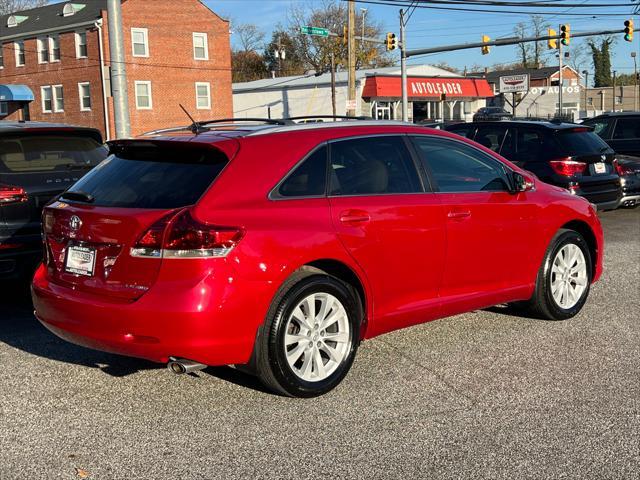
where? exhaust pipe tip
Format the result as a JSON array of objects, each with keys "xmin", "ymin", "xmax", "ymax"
[{"xmin": 167, "ymin": 357, "xmax": 207, "ymax": 375}]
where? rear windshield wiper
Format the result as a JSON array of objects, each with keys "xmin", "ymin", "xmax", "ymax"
[{"xmin": 59, "ymin": 190, "xmax": 95, "ymax": 203}]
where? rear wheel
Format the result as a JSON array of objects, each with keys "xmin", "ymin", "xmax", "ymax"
[
  {"xmin": 527, "ymin": 229, "xmax": 592, "ymax": 320},
  {"xmin": 256, "ymin": 272, "xmax": 361, "ymax": 397}
]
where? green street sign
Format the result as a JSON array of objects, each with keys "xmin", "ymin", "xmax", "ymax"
[{"xmin": 300, "ymin": 26, "xmax": 329, "ymax": 37}]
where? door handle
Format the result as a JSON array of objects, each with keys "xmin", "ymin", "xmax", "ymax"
[
  {"xmin": 339, "ymin": 209, "xmax": 371, "ymax": 225},
  {"xmin": 447, "ymin": 210, "xmax": 471, "ymax": 220}
]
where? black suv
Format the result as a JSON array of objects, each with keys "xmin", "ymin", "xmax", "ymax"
[
  {"xmin": 445, "ymin": 120, "xmax": 622, "ymax": 210},
  {"xmin": 0, "ymin": 122, "xmax": 107, "ymax": 279},
  {"xmin": 581, "ymin": 112, "xmax": 640, "ymax": 157},
  {"xmin": 473, "ymin": 107, "xmax": 512, "ymax": 121}
]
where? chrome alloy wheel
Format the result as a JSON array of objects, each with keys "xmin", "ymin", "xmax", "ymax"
[
  {"xmin": 284, "ymin": 292, "xmax": 351, "ymax": 382},
  {"xmin": 550, "ymin": 243, "xmax": 588, "ymax": 309}
]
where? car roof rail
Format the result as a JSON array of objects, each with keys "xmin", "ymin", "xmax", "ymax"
[
  {"xmin": 286, "ymin": 115, "xmax": 371, "ymax": 122},
  {"xmin": 141, "ymin": 118, "xmax": 293, "ymax": 136}
]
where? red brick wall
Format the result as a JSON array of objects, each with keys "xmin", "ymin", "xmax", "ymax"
[
  {"xmin": 0, "ymin": 30, "xmax": 105, "ymax": 132},
  {"xmin": 114, "ymin": 0, "xmax": 232, "ymax": 137}
]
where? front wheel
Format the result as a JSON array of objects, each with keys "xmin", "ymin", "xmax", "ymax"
[
  {"xmin": 256, "ymin": 273, "xmax": 361, "ymax": 397},
  {"xmin": 527, "ymin": 229, "xmax": 593, "ymax": 320}
]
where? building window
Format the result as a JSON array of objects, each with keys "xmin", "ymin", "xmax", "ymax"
[
  {"xmin": 195, "ymin": 82, "xmax": 211, "ymax": 109},
  {"xmin": 75, "ymin": 31, "xmax": 88, "ymax": 58},
  {"xmin": 41, "ymin": 86, "xmax": 53, "ymax": 113},
  {"xmin": 193, "ymin": 32, "xmax": 208, "ymax": 60},
  {"xmin": 587, "ymin": 97, "xmax": 594, "ymax": 106},
  {"xmin": 135, "ymin": 81, "xmax": 152, "ymax": 109},
  {"xmin": 49, "ymin": 35, "xmax": 60, "ymax": 62},
  {"xmin": 0, "ymin": 44, "xmax": 5, "ymax": 68},
  {"xmin": 53, "ymin": 85, "xmax": 64, "ymax": 112},
  {"xmin": 0, "ymin": 102, "xmax": 7, "ymax": 116},
  {"xmin": 78, "ymin": 82, "xmax": 91, "ymax": 111},
  {"xmin": 131, "ymin": 28, "xmax": 149, "ymax": 57},
  {"xmin": 15, "ymin": 41, "xmax": 25, "ymax": 66},
  {"xmin": 615, "ymin": 96, "xmax": 622, "ymax": 105},
  {"xmin": 37, "ymin": 37, "xmax": 49, "ymax": 63}
]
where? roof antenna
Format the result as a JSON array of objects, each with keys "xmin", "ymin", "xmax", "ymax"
[{"xmin": 179, "ymin": 103, "xmax": 203, "ymax": 134}]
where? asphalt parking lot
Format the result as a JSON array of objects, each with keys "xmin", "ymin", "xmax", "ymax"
[{"xmin": 0, "ymin": 208, "xmax": 638, "ymax": 480}]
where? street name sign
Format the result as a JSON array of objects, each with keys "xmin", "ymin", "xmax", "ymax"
[{"xmin": 300, "ymin": 26, "xmax": 329, "ymax": 37}]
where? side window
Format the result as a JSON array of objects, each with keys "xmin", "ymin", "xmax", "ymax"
[
  {"xmin": 277, "ymin": 145, "xmax": 327, "ymax": 197},
  {"xmin": 613, "ymin": 118, "xmax": 640, "ymax": 140},
  {"xmin": 448, "ymin": 125, "xmax": 476, "ymax": 139},
  {"xmin": 499, "ymin": 128, "xmax": 516, "ymax": 159},
  {"xmin": 515, "ymin": 128, "xmax": 554, "ymax": 162},
  {"xmin": 329, "ymin": 136, "xmax": 422, "ymax": 196},
  {"xmin": 411, "ymin": 136, "xmax": 511, "ymax": 193},
  {"xmin": 474, "ymin": 125, "xmax": 508, "ymax": 152},
  {"xmin": 585, "ymin": 119, "xmax": 612, "ymax": 138}
]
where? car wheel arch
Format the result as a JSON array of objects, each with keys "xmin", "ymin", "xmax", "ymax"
[{"xmin": 559, "ymin": 220, "xmax": 598, "ymax": 280}]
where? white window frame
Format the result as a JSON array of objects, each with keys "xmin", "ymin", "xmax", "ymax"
[
  {"xmin": 48, "ymin": 34, "xmax": 60, "ymax": 62},
  {"xmin": 192, "ymin": 32, "xmax": 208, "ymax": 60},
  {"xmin": 0, "ymin": 102, "xmax": 7, "ymax": 116},
  {"xmin": 0, "ymin": 46, "xmax": 4, "ymax": 68},
  {"xmin": 41, "ymin": 86, "xmax": 53, "ymax": 113},
  {"xmin": 131, "ymin": 27, "xmax": 149, "ymax": 58},
  {"xmin": 134, "ymin": 81, "xmax": 153, "ymax": 110},
  {"xmin": 75, "ymin": 31, "xmax": 88, "ymax": 58},
  {"xmin": 37, "ymin": 37, "xmax": 49, "ymax": 63},
  {"xmin": 53, "ymin": 84, "xmax": 64, "ymax": 112},
  {"xmin": 78, "ymin": 82, "xmax": 91, "ymax": 111},
  {"xmin": 15, "ymin": 41, "xmax": 25, "ymax": 67},
  {"xmin": 195, "ymin": 82, "xmax": 211, "ymax": 110}
]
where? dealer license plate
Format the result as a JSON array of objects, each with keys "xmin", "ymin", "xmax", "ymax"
[
  {"xmin": 65, "ymin": 245, "xmax": 96, "ymax": 276},
  {"xmin": 594, "ymin": 162, "xmax": 606, "ymax": 174}
]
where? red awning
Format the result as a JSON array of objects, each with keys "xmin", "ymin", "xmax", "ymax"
[{"xmin": 362, "ymin": 76, "xmax": 493, "ymax": 99}]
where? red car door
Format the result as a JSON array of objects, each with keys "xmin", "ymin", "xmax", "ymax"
[
  {"xmin": 327, "ymin": 135, "xmax": 446, "ymax": 337},
  {"xmin": 410, "ymin": 135, "xmax": 540, "ymax": 314}
]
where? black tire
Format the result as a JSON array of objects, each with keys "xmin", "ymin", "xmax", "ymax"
[
  {"xmin": 256, "ymin": 270, "xmax": 361, "ymax": 397},
  {"xmin": 526, "ymin": 229, "xmax": 593, "ymax": 321}
]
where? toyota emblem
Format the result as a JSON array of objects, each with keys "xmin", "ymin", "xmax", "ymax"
[{"xmin": 69, "ymin": 215, "xmax": 82, "ymax": 231}]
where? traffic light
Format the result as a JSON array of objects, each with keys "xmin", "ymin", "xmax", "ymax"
[
  {"xmin": 624, "ymin": 19, "xmax": 634, "ymax": 42},
  {"xmin": 560, "ymin": 24, "xmax": 570, "ymax": 46},
  {"xmin": 386, "ymin": 32, "xmax": 397, "ymax": 51},
  {"xmin": 548, "ymin": 28, "xmax": 557, "ymax": 49},
  {"xmin": 481, "ymin": 35, "xmax": 490, "ymax": 55}
]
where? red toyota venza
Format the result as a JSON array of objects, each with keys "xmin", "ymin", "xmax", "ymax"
[{"xmin": 32, "ymin": 120, "xmax": 604, "ymax": 397}]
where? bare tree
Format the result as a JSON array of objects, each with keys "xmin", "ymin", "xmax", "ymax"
[
  {"xmin": 0, "ymin": 0, "xmax": 48, "ymax": 15},
  {"xmin": 514, "ymin": 22, "xmax": 533, "ymax": 68},
  {"xmin": 567, "ymin": 39, "xmax": 589, "ymax": 79},
  {"xmin": 234, "ymin": 23, "xmax": 265, "ymax": 53},
  {"xmin": 513, "ymin": 15, "xmax": 549, "ymax": 69}
]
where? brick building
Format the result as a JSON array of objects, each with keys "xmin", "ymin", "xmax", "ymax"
[{"xmin": 0, "ymin": 0, "xmax": 232, "ymax": 139}]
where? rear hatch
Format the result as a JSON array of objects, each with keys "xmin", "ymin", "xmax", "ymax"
[
  {"xmin": 0, "ymin": 130, "xmax": 106, "ymax": 248},
  {"xmin": 552, "ymin": 127, "xmax": 618, "ymax": 179},
  {"xmin": 42, "ymin": 140, "xmax": 230, "ymax": 301}
]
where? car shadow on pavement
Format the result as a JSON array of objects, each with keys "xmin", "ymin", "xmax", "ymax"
[
  {"xmin": 202, "ymin": 366, "xmax": 274, "ymax": 395},
  {"xmin": 0, "ymin": 279, "xmax": 161, "ymax": 377}
]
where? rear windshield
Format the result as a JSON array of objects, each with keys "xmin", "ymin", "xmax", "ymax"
[
  {"xmin": 555, "ymin": 129, "xmax": 612, "ymax": 156},
  {"xmin": 65, "ymin": 143, "xmax": 228, "ymax": 209},
  {"xmin": 0, "ymin": 134, "xmax": 107, "ymax": 173}
]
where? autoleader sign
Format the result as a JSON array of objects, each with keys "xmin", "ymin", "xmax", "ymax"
[{"xmin": 499, "ymin": 74, "xmax": 530, "ymax": 93}]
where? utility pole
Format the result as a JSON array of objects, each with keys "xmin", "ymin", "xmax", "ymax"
[
  {"xmin": 400, "ymin": 9, "xmax": 408, "ymax": 122},
  {"xmin": 558, "ymin": 24, "xmax": 563, "ymax": 118},
  {"xmin": 582, "ymin": 70, "xmax": 589, "ymax": 115},
  {"xmin": 632, "ymin": 51, "xmax": 638, "ymax": 111},
  {"xmin": 107, "ymin": 0, "xmax": 130, "ymax": 138},
  {"xmin": 330, "ymin": 53, "xmax": 337, "ymax": 117},
  {"xmin": 612, "ymin": 70, "xmax": 617, "ymax": 112},
  {"xmin": 347, "ymin": 0, "xmax": 356, "ymax": 117}
]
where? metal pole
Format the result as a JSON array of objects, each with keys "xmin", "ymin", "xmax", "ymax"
[
  {"xmin": 400, "ymin": 9, "xmax": 408, "ymax": 122},
  {"xmin": 331, "ymin": 53, "xmax": 337, "ymax": 117},
  {"xmin": 107, "ymin": 0, "xmax": 130, "ymax": 138},
  {"xmin": 583, "ymin": 71, "xmax": 589, "ymax": 116},
  {"xmin": 347, "ymin": 0, "xmax": 356, "ymax": 117},
  {"xmin": 632, "ymin": 52, "xmax": 638, "ymax": 111},
  {"xmin": 558, "ymin": 25, "xmax": 563, "ymax": 118},
  {"xmin": 612, "ymin": 70, "xmax": 617, "ymax": 112},
  {"xmin": 95, "ymin": 19, "xmax": 111, "ymax": 141}
]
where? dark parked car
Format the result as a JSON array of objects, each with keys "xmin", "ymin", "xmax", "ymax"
[
  {"xmin": 582, "ymin": 112, "xmax": 640, "ymax": 157},
  {"xmin": 473, "ymin": 107, "xmax": 512, "ymax": 121},
  {"xmin": 615, "ymin": 155, "xmax": 640, "ymax": 207},
  {"xmin": 445, "ymin": 120, "xmax": 622, "ymax": 210},
  {"xmin": 0, "ymin": 122, "xmax": 107, "ymax": 279}
]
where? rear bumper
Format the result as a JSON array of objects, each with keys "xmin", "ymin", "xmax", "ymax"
[
  {"xmin": 0, "ymin": 241, "xmax": 41, "ymax": 279},
  {"xmin": 31, "ymin": 264, "xmax": 274, "ymax": 366},
  {"xmin": 620, "ymin": 174, "xmax": 640, "ymax": 207}
]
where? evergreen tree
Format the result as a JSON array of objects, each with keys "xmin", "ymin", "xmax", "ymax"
[{"xmin": 588, "ymin": 38, "xmax": 614, "ymax": 87}]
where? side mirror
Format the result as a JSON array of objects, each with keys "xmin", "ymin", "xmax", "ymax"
[{"xmin": 512, "ymin": 172, "xmax": 535, "ymax": 193}]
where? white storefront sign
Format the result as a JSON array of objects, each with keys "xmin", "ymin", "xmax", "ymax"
[{"xmin": 499, "ymin": 74, "xmax": 529, "ymax": 93}]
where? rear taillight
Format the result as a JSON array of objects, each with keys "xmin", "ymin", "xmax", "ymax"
[
  {"xmin": 0, "ymin": 184, "xmax": 28, "ymax": 205},
  {"xmin": 615, "ymin": 161, "xmax": 635, "ymax": 176},
  {"xmin": 549, "ymin": 157, "xmax": 587, "ymax": 176},
  {"xmin": 131, "ymin": 209, "xmax": 243, "ymax": 259}
]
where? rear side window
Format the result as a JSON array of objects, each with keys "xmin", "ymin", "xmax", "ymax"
[
  {"xmin": 277, "ymin": 145, "xmax": 327, "ymax": 197},
  {"xmin": 66, "ymin": 143, "xmax": 227, "ymax": 209},
  {"xmin": 555, "ymin": 129, "xmax": 612, "ymax": 155},
  {"xmin": 475, "ymin": 125, "xmax": 508, "ymax": 152},
  {"xmin": 515, "ymin": 129, "xmax": 556, "ymax": 161},
  {"xmin": 583, "ymin": 119, "xmax": 612, "ymax": 137},
  {"xmin": 0, "ymin": 134, "xmax": 107, "ymax": 173},
  {"xmin": 329, "ymin": 136, "xmax": 422, "ymax": 195},
  {"xmin": 613, "ymin": 118, "xmax": 640, "ymax": 139},
  {"xmin": 447, "ymin": 125, "xmax": 476, "ymax": 139},
  {"xmin": 412, "ymin": 136, "xmax": 511, "ymax": 193}
]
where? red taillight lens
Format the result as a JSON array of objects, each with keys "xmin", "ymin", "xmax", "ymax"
[
  {"xmin": 549, "ymin": 158, "xmax": 587, "ymax": 176},
  {"xmin": 163, "ymin": 210, "xmax": 243, "ymax": 258},
  {"xmin": 0, "ymin": 184, "xmax": 28, "ymax": 205},
  {"xmin": 615, "ymin": 161, "xmax": 634, "ymax": 176},
  {"xmin": 131, "ymin": 209, "xmax": 243, "ymax": 259}
]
